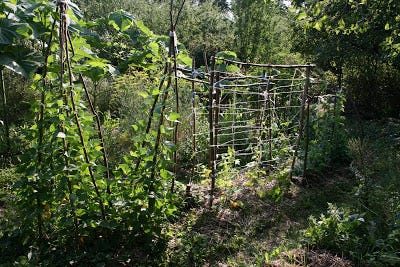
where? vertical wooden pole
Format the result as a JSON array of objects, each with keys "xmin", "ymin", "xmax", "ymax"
[
  {"xmin": 287, "ymin": 69, "xmax": 297, "ymax": 133},
  {"xmin": 214, "ymin": 72, "xmax": 221, "ymax": 171},
  {"xmin": 290, "ymin": 64, "xmax": 311, "ymax": 182},
  {"xmin": 190, "ymin": 57, "xmax": 197, "ymax": 195},
  {"xmin": 330, "ymin": 68, "xmax": 342, "ymax": 145},
  {"xmin": 303, "ymin": 95, "xmax": 311, "ymax": 179},
  {"xmin": 208, "ymin": 56, "xmax": 216, "ymax": 207},
  {"xmin": 79, "ymin": 74, "xmax": 112, "ymax": 194},
  {"xmin": 171, "ymin": 17, "xmax": 180, "ymax": 193},
  {"xmin": 266, "ymin": 78, "xmax": 272, "ymax": 162},
  {"xmin": 257, "ymin": 71, "xmax": 264, "ymax": 128},
  {"xmin": 170, "ymin": 0, "xmax": 186, "ymax": 192},
  {"xmin": 148, "ymin": 0, "xmax": 175, "ymax": 208},
  {"xmin": 0, "ymin": 68, "xmax": 10, "ymax": 157},
  {"xmin": 34, "ymin": 15, "xmax": 58, "ymax": 242},
  {"xmin": 257, "ymin": 70, "xmax": 266, "ymax": 166},
  {"xmin": 171, "ymin": 67, "xmax": 178, "ymax": 188},
  {"xmin": 232, "ymin": 87, "xmax": 236, "ymax": 152},
  {"xmin": 62, "ymin": 4, "xmax": 107, "ymax": 220},
  {"xmin": 191, "ymin": 58, "xmax": 197, "ymax": 179}
]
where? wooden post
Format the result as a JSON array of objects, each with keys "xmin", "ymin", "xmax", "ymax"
[
  {"xmin": 0, "ymin": 68, "xmax": 10, "ymax": 157},
  {"xmin": 171, "ymin": 30, "xmax": 180, "ymax": 193},
  {"xmin": 257, "ymin": 70, "xmax": 266, "ymax": 167},
  {"xmin": 303, "ymin": 94, "xmax": 311, "ymax": 179},
  {"xmin": 290, "ymin": 64, "xmax": 311, "ymax": 182},
  {"xmin": 191, "ymin": 58, "xmax": 197, "ymax": 179},
  {"xmin": 266, "ymin": 78, "xmax": 272, "ymax": 162},
  {"xmin": 208, "ymin": 57, "xmax": 216, "ymax": 207},
  {"xmin": 214, "ymin": 72, "xmax": 221, "ymax": 172}
]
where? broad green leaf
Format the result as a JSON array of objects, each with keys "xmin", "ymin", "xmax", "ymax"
[
  {"xmin": 297, "ymin": 12, "xmax": 307, "ymax": 21},
  {"xmin": 136, "ymin": 20, "xmax": 154, "ymax": 37},
  {"xmin": 72, "ymin": 37, "xmax": 94, "ymax": 60},
  {"xmin": 338, "ymin": 19, "xmax": 345, "ymax": 28},
  {"xmin": 81, "ymin": 59, "xmax": 119, "ymax": 82},
  {"xmin": 166, "ymin": 203, "xmax": 177, "ymax": 215},
  {"xmin": 216, "ymin": 50, "xmax": 237, "ymax": 60},
  {"xmin": 2, "ymin": 1, "xmax": 17, "ymax": 13},
  {"xmin": 138, "ymin": 91, "xmax": 149, "ymax": 98},
  {"xmin": 177, "ymin": 53, "xmax": 192, "ymax": 66},
  {"xmin": 150, "ymin": 87, "xmax": 160, "ymax": 96},
  {"xmin": 0, "ymin": 19, "xmax": 26, "ymax": 44},
  {"xmin": 67, "ymin": 1, "xmax": 83, "ymax": 20},
  {"xmin": 119, "ymin": 164, "xmax": 130, "ymax": 175},
  {"xmin": 166, "ymin": 112, "xmax": 180, "ymax": 122},
  {"xmin": 76, "ymin": 209, "xmax": 86, "ymax": 217},
  {"xmin": 160, "ymin": 169, "xmax": 172, "ymax": 179},
  {"xmin": 226, "ymin": 64, "xmax": 241, "ymax": 73},
  {"xmin": 148, "ymin": 41, "xmax": 160, "ymax": 58},
  {"xmin": 0, "ymin": 45, "xmax": 41, "ymax": 78},
  {"xmin": 314, "ymin": 21, "xmax": 323, "ymax": 31},
  {"xmin": 108, "ymin": 10, "xmax": 134, "ymax": 31}
]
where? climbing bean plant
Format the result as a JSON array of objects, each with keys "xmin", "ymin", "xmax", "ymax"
[{"xmin": 1, "ymin": 0, "xmax": 181, "ymax": 262}]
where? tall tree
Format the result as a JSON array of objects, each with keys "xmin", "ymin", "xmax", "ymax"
[
  {"xmin": 232, "ymin": 0, "xmax": 291, "ymax": 63},
  {"xmin": 199, "ymin": 0, "xmax": 230, "ymax": 11},
  {"xmin": 177, "ymin": 0, "xmax": 234, "ymax": 64},
  {"xmin": 292, "ymin": 0, "xmax": 400, "ymax": 116}
]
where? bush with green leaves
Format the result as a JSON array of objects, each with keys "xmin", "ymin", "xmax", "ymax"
[
  {"xmin": 302, "ymin": 119, "xmax": 400, "ymax": 266},
  {"xmin": 306, "ymin": 88, "xmax": 348, "ymax": 172},
  {"xmin": 346, "ymin": 120, "xmax": 400, "ymax": 265},
  {"xmin": 303, "ymin": 203, "xmax": 368, "ymax": 260}
]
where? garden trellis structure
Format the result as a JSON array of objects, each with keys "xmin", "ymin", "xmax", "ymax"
[{"xmin": 180, "ymin": 57, "xmax": 315, "ymax": 206}]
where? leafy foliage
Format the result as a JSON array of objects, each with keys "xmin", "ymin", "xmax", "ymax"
[
  {"xmin": 233, "ymin": 0, "xmax": 293, "ymax": 63},
  {"xmin": 291, "ymin": 0, "xmax": 400, "ymax": 117},
  {"xmin": 303, "ymin": 203, "xmax": 367, "ymax": 259},
  {"xmin": 307, "ymin": 89, "xmax": 348, "ymax": 171},
  {"xmin": 1, "ymin": 0, "xmax": 399, "ymax": 265},
  {"xmin": 0, "ymin": 1, "xmax": 181, "ymax": 265},
  {"xmin": 301, "ymin": 119, "xmax": 400, "ymax": 266}
]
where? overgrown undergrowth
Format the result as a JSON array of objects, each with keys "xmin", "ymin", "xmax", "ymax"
[
  {"xmin": 162, "ymin": 118, "xmax": 400, "ymax": 266},
  {"xmin": 1, "ymin": 118, "xmax": 399, "ymax": 266}
]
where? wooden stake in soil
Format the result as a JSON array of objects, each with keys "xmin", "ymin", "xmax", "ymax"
[
  {"xmin": 79, "ymin": 73, "xmax": 112, "ymax": 195},
  {"xmin": 214, "ymin": 72, "xmax": 221, "ymax": 174},
  {"xmin": 290, "ymin": 64, "xmax": 311, "ymax": 182},
  {"xmin": 303, "ymin": 94, "xmax": 311, "ymax": 179},
  {"xmin": 208, "ymin": 57, "xmax": 217, "ymax": 207},
  {"xmin": 60, "ymin": 1, "xmax": 106, "ymax": 220},
  {"xmin": 191, "ymin": 58, "xmax": 197, "ymax": 179},
  {"xmin": 33, "ymin": 12, "xmax": 61, "ymax": 241},
  {"xmin": 171, "ymin": 27, "xmax": 180, "ymax": 192},
  {"xmin": 0, "ymin": 68, "xmax": 10, "ymax": 159},
  {"xmin": 65, "ymin": 28, "xmax": 113, "ymax": 197},
  {"xmin": 266, "ymin": 77, "xmax": 273, "ymax": 163},
  {"xmin": 148, "ymin": 0, "xmax": 186, "ymax": 207}
]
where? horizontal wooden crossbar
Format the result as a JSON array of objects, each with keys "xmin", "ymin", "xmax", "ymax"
[{"xmin": 213, "ymin": 57, "xmax": 316, "ymax": 68}]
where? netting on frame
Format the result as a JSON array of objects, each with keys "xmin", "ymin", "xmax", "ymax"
[{"xmin": 182, "ymin": 58, "xmax": 314, "ymax": 177}]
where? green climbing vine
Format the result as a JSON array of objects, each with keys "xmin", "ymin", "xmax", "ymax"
[{"xmin": 2, "ymin": 0, "xmax": 183, "ymax": 262}]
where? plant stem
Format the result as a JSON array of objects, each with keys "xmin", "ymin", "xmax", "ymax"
[
  {"xmin": 61, "ymin": 2, "xmax": 106, "ymax": 220},
  {"xmin": 80, "ymin": 74, "xmax": 112, "ymax": 195},
  {"xmin": 0, "ymin": 68, "xmax": 11, "ymax": 157}
]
